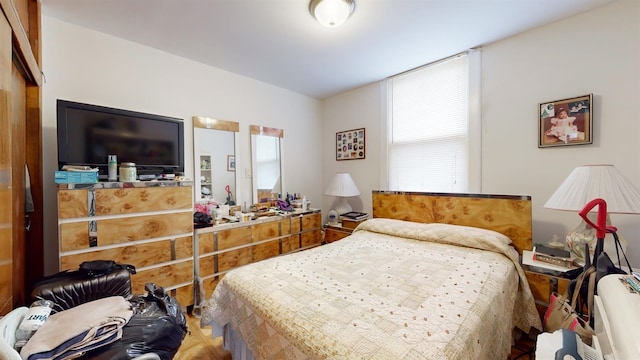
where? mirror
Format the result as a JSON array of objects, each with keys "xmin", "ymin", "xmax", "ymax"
[
  {"xmin": 193, "ymin": 116, "xmax": 239, "ymax": 205},
  {"xmin": 250, "ymin": 125, "xmax": 283, "ymax": 204}
]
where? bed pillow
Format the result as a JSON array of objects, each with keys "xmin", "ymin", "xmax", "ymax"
[{"xmin": 353, "ymin": 218, "xmax": 514, "ymax": 255}]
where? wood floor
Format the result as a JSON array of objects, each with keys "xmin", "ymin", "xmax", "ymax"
[
  {"xmin": 174, "ymin": 313, "xmax": 230, "ymax": 360},
  {"xmin": 174, "ymin": 313, "xmax": 537, "ymax": 359}
]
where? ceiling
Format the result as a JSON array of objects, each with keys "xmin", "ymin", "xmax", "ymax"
[{"xmin": 41, "ymin": 0, "xmax": 616, "ymax": 99}]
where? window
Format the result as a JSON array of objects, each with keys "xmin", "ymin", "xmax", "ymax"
[
  {"xmin": 386, "ymin": 51, "xmax": 481, "ymax": 193},
  {"xmin": 255, "ymin": 135, "xmax": 280, "ymax": 189}
]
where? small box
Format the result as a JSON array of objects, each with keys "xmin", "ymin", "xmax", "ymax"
[
  {"xmin": 532, "ymin": 252, "xmax": 574, "ymax": 268},
  {"xmin": 54, "ymin": 171, "xmax": 99, "ymax": 184}
]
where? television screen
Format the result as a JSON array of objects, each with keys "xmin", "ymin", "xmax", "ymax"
[{"xmin": 57, "ymin": 100, "xmax": 184, "ymax": 179}]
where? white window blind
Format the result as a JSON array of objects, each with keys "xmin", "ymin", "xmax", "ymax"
[
  {"xmin": 388, "ymin": 52, "xmax": 479, "ymax": 193},
  {"xmin": 255, "ymin": 136, "xmax": 280, "ymax": 189}
]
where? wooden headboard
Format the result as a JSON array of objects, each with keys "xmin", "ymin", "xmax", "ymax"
[{"xmin": 372, "ymin": 191, "xmax": 532, "ymax": 255}]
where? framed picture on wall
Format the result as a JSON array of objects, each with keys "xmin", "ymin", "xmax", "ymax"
[
  {"xmin": 227, "ymin": 155, "xmax": 235, "ymax": 171},
  {"xmin": 538, "ymin": 94, "xmax": 593, "ymax": 148},
  {"xmin": 336, "ymin": 128, "xmax": 365, "ymax": 161}
]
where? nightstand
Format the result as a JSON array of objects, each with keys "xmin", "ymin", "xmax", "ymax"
[
  {"xmin": 324, "ymin": 217, "xmax": 368, "ymax": 244},
  {"xmin": 523, "ymin": 264, "xmax": 571, "ymax": 320}
]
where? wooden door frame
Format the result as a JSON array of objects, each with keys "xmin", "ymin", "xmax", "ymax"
[{"xmin": 0, "ymin": 0, "xmax": 43, "ymax": 312}]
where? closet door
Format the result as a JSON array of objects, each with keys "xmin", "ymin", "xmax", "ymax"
[
  {"xmin": 0, "ymin": 10, "xmax": 19, "ymax": 314},
  {"xmin": 0, "ymin": 0, "xmax": 41, "ymax": 313}
]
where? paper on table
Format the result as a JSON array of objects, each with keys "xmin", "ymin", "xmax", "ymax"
[{"xmin": 61, "ymin": 165, "xmax": 99, "ymax": 172}]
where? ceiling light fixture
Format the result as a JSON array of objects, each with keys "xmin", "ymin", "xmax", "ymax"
[{"xmin": 309, "ymin": 0, "xmax": 355, "ymax": 28}]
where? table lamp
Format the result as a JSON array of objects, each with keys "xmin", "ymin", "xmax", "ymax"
[
  {"xmin": 324, "ymin": 172, "xmax": 360, "ymax": 216},
  {"xmin": 544, "ymin": 164, "xmax": 640, "ymax": 265}
]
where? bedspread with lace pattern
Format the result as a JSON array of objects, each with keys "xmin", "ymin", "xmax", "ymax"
[{"xmin": 201, "ymin": 218, "xmax": 542, "ymax": 360}]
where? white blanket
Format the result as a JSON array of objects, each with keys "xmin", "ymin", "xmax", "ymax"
[{"xmin": 202, "ymin": 219, "xmax": 542, "ymax": 359}]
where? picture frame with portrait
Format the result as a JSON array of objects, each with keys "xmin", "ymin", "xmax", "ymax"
[
  {"xmin": 538, "ymin": 94, "xmax": 593, "ymax": 148},
  {"xmin": 336, "ymin": 128, "xmax": 365, "ymax": 161}
]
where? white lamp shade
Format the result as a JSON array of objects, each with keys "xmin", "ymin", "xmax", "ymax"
[
  {"xmin": 324, "ymin": 172, "xmax": 360, "ymax": 197},
  {"xmin": 325, "ymin": 172, "xmax": 360, "ymax": 215},
  {"xmin": 309, "ymin": 0, "xmax": 354, "ymax": 27},
  {"xmin": 544, "ymin": 164, "xmax": 640, "ymax": 214}
]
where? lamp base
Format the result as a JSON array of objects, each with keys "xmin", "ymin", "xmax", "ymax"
[
  {"xmin": 565, "ymin": 214, "xmax": 628, "ymax": 266},
  {"xmin": 334, "ymin": 197, "xmax": 352, "ymax": 216},
  {"xmin": 327, "ymin": 210, "xmax": 339, "ymax": 225},
  {"xmin": 566, "ymin": 219, "xmax": 595, "ymax": 266}
]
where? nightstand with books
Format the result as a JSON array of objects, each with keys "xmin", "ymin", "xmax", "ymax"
[{"xmin": 522, "ymin": 245, "xmax": 577, "ymax": 320}]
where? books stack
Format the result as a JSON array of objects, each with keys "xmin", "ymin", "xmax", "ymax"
[
  {"xmin": 533, "ymin": 245, "xmax": 575, "ymax": 269},
  {"xmin": 55, "ymin": 165, "xmax": 99, "ymax": 184},
  {"xmin": 340, "ymin": 211, "xmax": 368, "ymax": 220}
]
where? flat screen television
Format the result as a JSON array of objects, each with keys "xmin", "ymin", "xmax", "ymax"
[{"xmin": 57, "ymin": 100, "xmax": 185, "ymax": 180}]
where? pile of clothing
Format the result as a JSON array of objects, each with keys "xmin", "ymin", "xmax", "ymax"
[
  {"xmin": 6, "ymin": 259, "xmax": 187, "ymax": 360},
  {"xmin": 10, "ymin": 278, "xmax": 187, "ymax": 360},
  {"xmin": 21, "ymin": 296, "xmax": 133, "ymax": 359}
]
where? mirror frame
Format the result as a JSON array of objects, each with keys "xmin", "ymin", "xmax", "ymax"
[
  {"xmin": 193, "ymin": 116, "xmax": 240, "ymax": 205},
  {"xmin": 250, "ymin": 125, "xmax": 284, "ymax": 205}
]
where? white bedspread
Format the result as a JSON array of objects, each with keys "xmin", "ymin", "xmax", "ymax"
[{"xmin": 201, "ymin": 219, "xmax": 542, "ymax": 359}]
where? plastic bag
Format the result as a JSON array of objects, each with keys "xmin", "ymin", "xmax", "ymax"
[{"xmin": 83, "ymin": 283, "xmax": 188, "ymax": 360}]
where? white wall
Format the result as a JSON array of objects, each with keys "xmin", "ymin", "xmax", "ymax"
[
  {"xmin": 42, "ymin": 17, "xmax": 323, "ymax": 274},
  {"xmin": 481, "ymin": 0, "xmax": 640, "ymax": 262},
  {"xmin": 321, "ymin": 0, "xmax": 640, "ymax": 265},
  {"xmin": 321, "ymin": 82, "xmax": 383, "ymax": 217}
]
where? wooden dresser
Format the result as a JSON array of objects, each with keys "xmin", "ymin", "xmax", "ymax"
[
  {"xmin": 193, "ymin": 210, "xmax": 322, "ymax": 302},
  {"xmin": 57, "ymin": 181, "xmax": 194, "ymax": 307}
]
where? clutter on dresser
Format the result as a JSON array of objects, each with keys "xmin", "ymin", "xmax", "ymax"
[
  {"xmin": 193, "ymin": 211, "xmax": 213, "ymax": 228},
  {"xmin": 107, "ymin": 155, "xmax": 117, "ymax": 181},
  {"xmin": 288, "ymin": 193, "xmax": 310, "ymax": 210}
]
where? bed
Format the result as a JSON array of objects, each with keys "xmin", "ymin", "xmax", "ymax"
[{"xmin": 201, "ymin": 191, "xmax": 543, "ymax": 359}]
